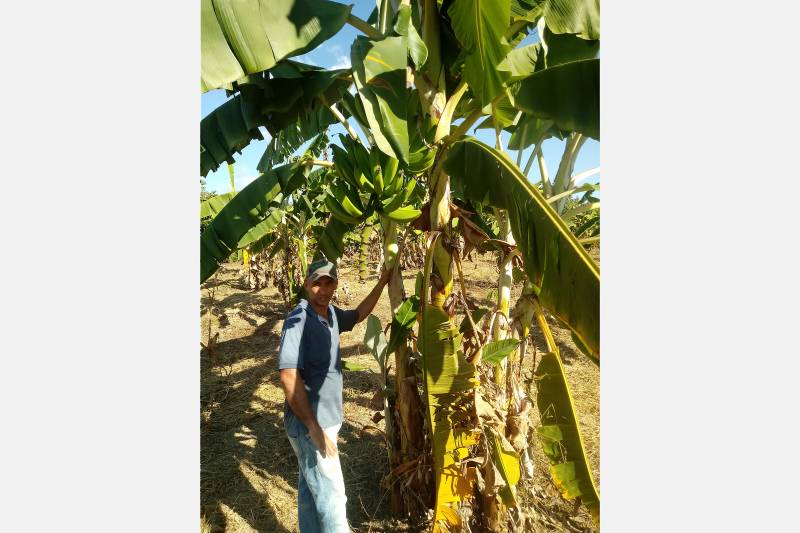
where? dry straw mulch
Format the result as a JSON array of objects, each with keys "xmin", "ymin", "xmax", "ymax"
[{"xmin": 201, "ymin": 253, "xmax": 599, "ymax": 532}]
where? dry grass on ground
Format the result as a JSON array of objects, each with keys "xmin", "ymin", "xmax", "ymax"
[{"xmin": 201, "ymin": 252, "xmax": 599, "ymax": 532}]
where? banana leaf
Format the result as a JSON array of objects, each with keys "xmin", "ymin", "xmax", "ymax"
[
  {"xmin": 201, "ymin": 162, "xmax": 306, "ymax": 282},
  {"xmin": 498, "ymin": 43, "xmax": 544, "ymax": 82},
  {"xmin": 507, "ymin": 115, "xmax": 558, "ymax": 150},
  {"xmin": 257, "ymin": 108, "xmax": 336, "ymax": 171},
  {"xmin": 364, "ymin": 314, "xmax": 389, "ymax": 372},
  {"xmin": 314, "ymin": 216, "xmax": 352, "ymax": 261},
  {"xmin": 419, "ymin": 233, "xmax": 479, "ymax": 532},
  {"xmin": 351, "ymin": 36, "xmax": 410, "ymax": 163},
  {"xmin": 486, "ymin": 427, "xmax": 522, "ymax": 506},
  {"xmin": 542, "ymin": 27, "xmax": 599, "ymax": 68},
  {"xmin": 201, "ymin": 67, "xmax": 350, "ymax": 176},
  {"xmin": 536, "ymin": 350, "xmax": 599, "ymax": 522},
  {"xmin": 394, "ymin": 4, "xmax": 428, "ymax": 68},
  {"xmin": 511, "ymin": 0, "xmax": 544, "ymax": 22},
  {"xmin": 543, "ymin": 0, "xmax": 600, "ymax": 40},
  {"xmin": 247, "ymin": 231, "xmax": 280, "ymax": 256},
  {"xmin": 514, "ymin": 58, "xmax": 600, "ymax": 140},
  {"xmin": 237, "ymin": 210, "xmax": 285, "ymax": 250},
  {"xmin": 481, "ymin": 338, "xmax": 521, "ymax": 366},
  {"xmin": 201, "ymin": 0, "xmax": 351, "ymax": 92},
  {"xmin": 384, "ymin": 295, "xmax": 420, "ymax": 356},
  {"xmin": 446, "ymin": 0, "xmax": 512, "ymax": 107},
  {"xmin": 474, "ymin": 95, "xmax": 519, "ymax": 131},
  {"xmin": 200, "ymin": 192, "xmax": 235, "ymax": 219},
  {"xmin": 444, "ymin": 138, "xmax": 599, "ymax": 361},
  {"xmin": 200, "ymin": 95, "xmax": 264, "ymax": 177}
]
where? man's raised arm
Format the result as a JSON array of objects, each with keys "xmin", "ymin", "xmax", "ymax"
[{"xmin": 355, "ymin": 267, "xmax": 393, "ymax": 323}]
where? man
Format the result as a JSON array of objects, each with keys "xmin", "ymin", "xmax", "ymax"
[{"xmin": 278, "ymin": 257, "xmax": 391, "ymax": 533}]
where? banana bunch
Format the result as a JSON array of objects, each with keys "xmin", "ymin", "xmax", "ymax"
[{"xmin": 325, "ymin": 135, "xmax": 421, "ymax": 225}]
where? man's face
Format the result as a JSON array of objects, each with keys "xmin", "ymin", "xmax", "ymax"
[{"xmin": 305, "ymin": 275, "xmax": 337, "ymax": 308}]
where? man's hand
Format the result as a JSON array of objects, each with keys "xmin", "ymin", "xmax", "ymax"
[
  {"xmin": 309, "ymin": 425, "xmax": 338, "ymax": 457},
  {"xmin": 356, "ymin": 265, "xmax": 395, "ymax": 323},
  {"xmin": 378, "ymin": 264, "xmax": 394, "ymax": 286}
]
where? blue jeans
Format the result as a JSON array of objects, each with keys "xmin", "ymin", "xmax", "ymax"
[{"xmin": 286, "ymin": 423, "xmax": 349, "ymax": 533}]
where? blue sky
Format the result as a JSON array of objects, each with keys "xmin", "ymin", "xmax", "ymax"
[{"xmin": 201, "ymin": 0, "xmax": 599, "ymax": 194}]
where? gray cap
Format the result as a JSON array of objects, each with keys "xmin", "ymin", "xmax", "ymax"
[{"xmin": 306, "ymin": 258, "xmax": 338, "ymax": 282}]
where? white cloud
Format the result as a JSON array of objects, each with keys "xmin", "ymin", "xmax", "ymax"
[
  {"xmin": 293, "ymin": 53, "xmax": 320, "ymax": 67},
  {"xmin": 328, "ymin": 45, "xmax": 351, "ymax": 70}
]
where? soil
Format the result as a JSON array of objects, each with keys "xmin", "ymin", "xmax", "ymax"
[{"xmin": 201, "ymin": 251, "xmax": 599, "ymax": 532}]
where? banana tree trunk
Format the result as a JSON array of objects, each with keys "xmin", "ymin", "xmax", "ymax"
[
  {"xmin": 380, "ymin": 216, "xmax": 425, "ymax": 514},
  {"xmin": 282, "ymin": 228, "xmax": 291, "ymax": 306},
  {"xmin": 492, "ymin": 209, "xmax": 515, "ymax": 387},
  {"xmin": 359, "ymin": 223, "xmax": 372, "ymax": 281},
  {"xmin": 479, "ymin": 207, "xmax": 517, "ymax": 532},
  {"xmin": 553, "ymin": 133, "xmax": 587, "ymax": 215},
  {"xmin": 242, "ymin": 248, "xmax": 250, "ymax": 287},
  {"xmin": 418, "ymin": 168, "xmax": 483, "ymax": 532},
  {"xmin": 508, "ymin": 284, "xmax": 538, "ymax": 479}
]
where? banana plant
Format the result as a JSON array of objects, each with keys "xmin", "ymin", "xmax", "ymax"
[
  {"xmin": 325, "ymin": 134, "xmax": 428, "ymax": 512},
  {"xmin": 200, "ymin": 0, "xmax": 601, "ymax": 528}
]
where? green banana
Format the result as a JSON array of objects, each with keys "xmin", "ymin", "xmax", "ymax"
[
  {"xmin": 381, "ymin": 178, "xmax": 417, "ymax": 214},
  {"xmin": 373, "ymin": 168, "xmax": 384, "ymax": 195},
  {"xmin": 383, "ymin": 156, "xmax": 399, "ymax": 188},
  {"xmin": 369, "ymin": 147, "xmax": 382, "ymax": 181},
  {"xmin": 349, "ymin": 138, "xmax": 373, "ymax": 185},
  {"xmin": 331, "ymin": 145, "xmax": 357, "ymax": 187},
  {"xmin": 356, "ymin": 167, "xmax": 375, "ymax": 193},
  {"xmin": 408, "ymin": 146, "xmax": 436, "ymax": 174},
  {"xmin": 324, "ymin": 193, "xmax": 363, "ymax": 224},
  {"xmin": 384, "ymin": 205, "xmax": 422, "ymax": 223},
  {"xmin": 331, "ymin": 185, "xmax": 364, "ymax": 218}
]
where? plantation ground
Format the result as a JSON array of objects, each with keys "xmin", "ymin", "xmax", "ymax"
[{"xmin": 201, "ymin": 252, "xmax": 599, "ymax": 532}]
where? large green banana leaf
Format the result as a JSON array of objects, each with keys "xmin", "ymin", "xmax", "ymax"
[
  {"xmin": 351, "ymin": 36, "xmax": 410, "ymax": 163},
  {"xmin": 419, "ymin": 233, "xmax": 479, "ymax": 532},
  {"xmin": 201, "ymin": 67, "xmax": 350, "ymax": 176},
  {"xmin": 258, "ymin": 108, "xmax": 335, "ymax": 171},
  {"xmin": 446, "ymin": 0, "xmax": 512, "ymax": 108},
  {"xmin": 511, "ymin": 0, "xmax": 544, "ymax": 22},
  {"xmin": 541, "ymin": 27, "xmax": 599, "ymax": 68},
  {"xmin": 498, "ymin": 42, "xmax": 544, "ymax": 82},
  {"xmin": 201, "ymin": 0, "xmax": 351, "ymax": 92},
  {"xmin": 200, "ymin": 192, "xmax": 235, "ymax": 219},
  {"xmin": 536, "ymin": 350, "xmax": 599, "ymax": 522},
  {"xmin": 200, "ymin": 163, "xmax": 307, "ymax": 282},
  {"xmin": 394, "ymin": 4, "xmax": 428, "ymax": 69},
  {"xmin": 507, "ymin": 115, "xmax": 558, "ymax": 150},
  {"xmin": 501, "ymin": 30, "xmax": 598, "ymax": 82},
  {"xmin": 514, "ymin": 58, "xmax": 599, "ymax": 140},
  {"xmin": 543, "ymin": 0, "xmax": 599, "ymax": 40},
  {"xmin": 237, "ymin": 210, "xmax": 285, "ymax": 250},
  {"xmin": 444, "ymin": 138, "xmax": 599, "ymax": 360},
  {"xmin": 200, "ymin": 95, "xmax": 264, "ymax": 178}
]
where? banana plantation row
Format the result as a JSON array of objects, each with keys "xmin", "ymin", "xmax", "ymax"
[{"xmin": 200, "ymin": 0, "xmax": 599, "ymax": 531}]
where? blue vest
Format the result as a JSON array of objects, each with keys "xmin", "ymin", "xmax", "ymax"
[{"xmin": 277, "ymin": 299, "xmax": 358, "ymax": 435}]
